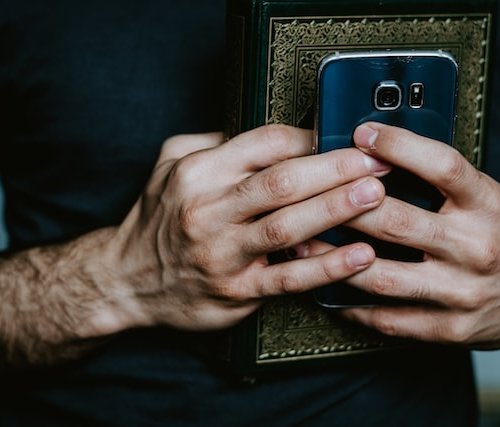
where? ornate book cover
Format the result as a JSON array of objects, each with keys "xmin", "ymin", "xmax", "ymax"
[{"xmin": 221, "ymin": 0, "xmax": 497, "ymax": 375}]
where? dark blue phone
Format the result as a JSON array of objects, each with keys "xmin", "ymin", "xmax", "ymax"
[{"xmin": 314, "ymin": 50, "xmax": 458, "ymax": 308}]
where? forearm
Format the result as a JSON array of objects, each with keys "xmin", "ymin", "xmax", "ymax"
[
  {"xmin": 0, "ymin": 126, "xmax": 388, "ymax": 365},
  {"xmin": 0, "ymin": 226, "xmax": 127, "ymax": 367}
]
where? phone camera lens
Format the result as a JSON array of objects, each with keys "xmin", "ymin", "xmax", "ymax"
[
  {"xmin": 379, "ymin": 89, "xmax": 397, "ymax": 106},
  {"xmin": 374, "ymin": 82, "xmax": 402, "ymax": 111}
]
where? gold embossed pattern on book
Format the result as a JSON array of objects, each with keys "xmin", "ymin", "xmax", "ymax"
[{"xmin": 253, "ymin": 14, "xmax": 492, "ymax": 365}]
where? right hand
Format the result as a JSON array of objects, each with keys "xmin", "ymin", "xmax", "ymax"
[{"xmin": 99, "ymin": 125, "xmax": 389, "ymax": 333}]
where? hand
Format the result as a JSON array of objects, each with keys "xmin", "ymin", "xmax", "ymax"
[
  {"xmin": 341, "ymin": 122, "xmax": 500, "ymax": 349},
  {"xmin": 100, "ymin": 125, "xmax": 390, "ymax": 332}
]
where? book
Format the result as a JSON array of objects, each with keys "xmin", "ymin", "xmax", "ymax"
[{"xmin": 221, "ymin": 0, "xmax": 497, "ymax": 375}]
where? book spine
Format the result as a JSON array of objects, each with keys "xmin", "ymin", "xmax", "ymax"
[
  {"xmin": 224, "ymin": 0, "xmax": 269, "ymax": 140},
  {"xmin": 222, "ymin": 0, "xmax": 260, "ymax": 370}
]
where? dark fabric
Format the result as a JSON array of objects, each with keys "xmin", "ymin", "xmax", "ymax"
[
  {"xmin": 0, "ymin": 0, "xmax": 225, "ymax": 251},
  {"xmin": 0, "ymin": 1, "xmax": 486, "ymax": 426}
]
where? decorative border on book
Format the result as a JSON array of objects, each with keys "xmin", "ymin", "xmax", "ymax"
[
  {"xmin": 256, "ymin": 296, "xmax": 402, "ymax": 364},
  {"xmin": 266, "ymin": 13, "xmax": 491, "ymax": 166},
  {"xmin": 256, "ymin": 13, "xmax": 492, "ymax": 365}
]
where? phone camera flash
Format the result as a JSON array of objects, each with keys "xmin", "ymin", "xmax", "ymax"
[{"xmin": 410, "ymin": 83, "xmax": 425, "ymax": 109}]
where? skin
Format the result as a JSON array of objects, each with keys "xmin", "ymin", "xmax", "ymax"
[
  {"xmin": 1, "ymin": 122, "xmax": 498, "ymax": 366},
  {"xmin": 341, "ymin": 122, "xmax": 500, "ymax": 349},
  {"xmin": 0, "ymin": 125, "xmax": 388, "ymax": 366}
]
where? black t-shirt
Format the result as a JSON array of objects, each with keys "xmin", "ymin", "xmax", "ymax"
[{"xmin": 0, "ymin": 1, "xmax": 486, "ymax": 426}]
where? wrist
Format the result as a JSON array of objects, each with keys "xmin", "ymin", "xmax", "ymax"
[{"xmin": 77, "ymin": 227, "xmax": 152, "ymax": 338}]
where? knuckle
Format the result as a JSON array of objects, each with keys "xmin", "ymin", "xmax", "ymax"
[
  {"xmin": 323, "ymin": 195, "xmax": 342, "ymax": 221},
  {"xmin": 213, "ymin": 281, "xmax": 248, "ymax": 302},
  {"xmin": 276, "ymin": 272, "xmax": 302, "ymax": 295},
  {"xmin": 440, "ymin": 151, "xmax": 468, "ymax": 187},
  {"xmin": 372, "ymin": 271, "xmax": 398, "ymax": 296},
  {"xmin": 443, "ymin": 318, "xmax": 473, "ymax": 344},
  {"xmin": 261, "ymin": 124, "xmax": 295, "ymax": 158},
  {"xmin": 193, "ymin": 258, "xmax": 246, "ymax": 300},
  {"xmin": 262, "ymin": 218, "xmax": 291, "ymax": 249},
  {"xmin": 453, "ymin": 286, "xmax": 488, "ymax": 311},
  {"xmin": 160, "ymin": 135, "xmax": 188, "ymax": 159},
  {"xmin": 428, "ymin": 220, "xmax": 447, "ymax": 244},
  {"xmin": 407, "ymin": 282, "xmax": 431, "ymax": 301},
  {"xmin": 194, "ymin": 247, "xmax": 217, "ymax": 273},
  {"xmin": 418, "ymin": 318, "xmax": 448, "ymax": 343},
  {"xmin": 170, "ymin": 152, "xmax": 205, "ymax": 189},
  {"xmin": 320, "ymin": 261, "xmax": 342, "ymax": 284},
  {"xmin": 144, "ymin": 177, "xmax": 163, "ymax": 204},
  {"xmin": 379, "ymin": 206, "xmax": 413, "ymax": 241},
  {"xmin": 234, "ymin": 176, "xmax": 255, "ymax": 202},
  {"xmin": 330, "ymin": 156, "xmax": 351, "ymax": 182},
  {"xmin": 178, "ymin": 204, "xmax": 202, "ymax": 239},
  {"xmin": 263, "ymin": 167, "xmax": 296, "ymax": 202},
  {"xmin": 371, "ymin": 312, "xmax": 398, "ymax": 336},
  {"xmin": 186, "ymin": 241, "xmax": 216, "ymax": 274},
  {"xmin": 474, "ymin": 242, "xmax": 499, "ymax": 275}
]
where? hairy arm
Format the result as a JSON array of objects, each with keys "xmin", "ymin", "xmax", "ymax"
[
  {"xmin": 0, "ymin": 126, "xmax": 389, "ymax": 367},
  {"xmin": 0, "ymin": 227, "xmax": 120, "ymax": 366}
]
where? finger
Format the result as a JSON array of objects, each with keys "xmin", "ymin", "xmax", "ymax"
[
  {"xmin": 159, "ymin": 132, "xmax": 224, "ymax": 163},
  {"xmin": 165, "ymin": 126, "xmax": 316, "ymax": 195},
  {"xmin": 267, "ymin": 239, "xmax": 336, "ymax": 264},
  {"xmin": 347, "ymin": 196, "xmax": 457, "ymax": 259},
  {"xmin": 353, "ymin": 122, "xmax": 484, "ymax": 205},
  {"xmin": 218, "ymin": 125, "xmax": 314, "ymax": 174},
  {"xmin": 341, "ymin": 306, "xmax": 465, "ymax": 344},
  {"xmin": 347, "ymin": 257, "xmax": 472, "ymax": 309},
  {"xmin": 244, "ymin": 177, "xmax": 384, "ymax": 255},
  {"xmin": 147, "ymin": 132, "xmax": 224, "ymax": 197},
  {"xmin": 305, "ymin": 239, "xmax": 337, "ymax": 257},
  {"xmin": 252, "ymin": 243, "xmax": 375, "ymax": 298},
  {"xmin": 225, "ymin": 147, "xmax": 390, "ymax": 221}
]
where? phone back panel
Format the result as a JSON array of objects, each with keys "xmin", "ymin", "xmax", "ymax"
[{"xmin": 315, "ymin": 51, "xmax": 458, "ymax": 307}]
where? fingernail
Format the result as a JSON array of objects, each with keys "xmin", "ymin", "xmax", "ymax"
[
  {"xmin": 348, "ymin": 247, "xmax": 374, "ymax": 268},
  {"xmin": 356, "ymin": 125, "xmax": 379, "ymax": 149},
  {"xmin": 350, "ymin": 180, "xmax": 381, "ymax": 207},
  {"xmin": 363, "ymin": 155, "xmax": 391, "ymax": 175}
]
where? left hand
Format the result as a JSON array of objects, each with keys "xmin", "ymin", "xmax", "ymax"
[{"xmin": 341, "ymin": 122, "xmax": 500, "ymax": 349}]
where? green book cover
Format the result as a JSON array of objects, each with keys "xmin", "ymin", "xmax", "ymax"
[{"xmin": 220, "ymin": 0, "xmax": 497, "ymax": 375}]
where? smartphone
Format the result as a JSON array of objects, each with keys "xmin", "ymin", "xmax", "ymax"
[{"xmin": 314, "ymin": 50, "xmax": 458, "ymax": 308}]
